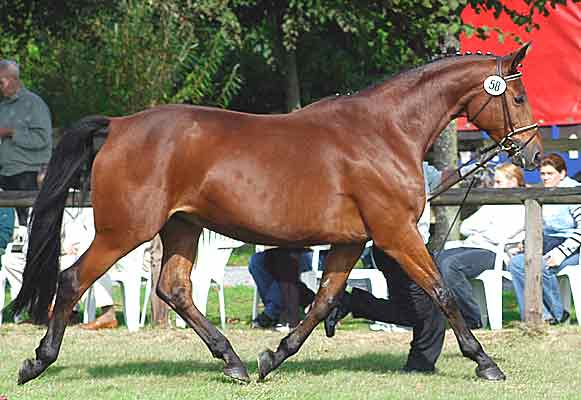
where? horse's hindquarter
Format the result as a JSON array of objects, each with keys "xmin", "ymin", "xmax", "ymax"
[{"xmin": 93, "ymin": 106, "xmax": 368, "ymax": 245}]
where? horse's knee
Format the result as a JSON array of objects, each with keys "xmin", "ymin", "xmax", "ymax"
[{"xmin": 310, "ymin": 293, "xmax": 339, "ymax": 320}]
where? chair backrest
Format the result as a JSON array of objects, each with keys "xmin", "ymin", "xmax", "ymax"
[
  {"xmin": 196, "ymin": 229, "xmax": 243, "ymax": 283},
  {"xmin": 12, "ymin": 226, "xmax": 28, "ymax": 245},
  {"xmin": 199, "ymin": 230, "xmax": 244, "ymax": 250},
  {"xmin": 112, "ymin": 243, "xmax": 149, "ymax": 277}
]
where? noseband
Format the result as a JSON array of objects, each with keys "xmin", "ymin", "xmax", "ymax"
[{"xmin": 467, "ymin": 57, "xmax": 538, "ymax": 158}]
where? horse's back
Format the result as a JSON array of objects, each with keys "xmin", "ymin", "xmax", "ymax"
[{"xmin": 91, "ymin": 104, "xmax": 370, "ymax": 244}]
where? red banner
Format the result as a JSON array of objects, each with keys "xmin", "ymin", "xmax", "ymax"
[{"xmin": 459, "ymin": 1, "xmax": 581, "ymax": 129}]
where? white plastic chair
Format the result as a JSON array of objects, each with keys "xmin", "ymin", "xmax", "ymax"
[
  {"xmin": 557, "ymin": 260, "xmax": 580, "ymax": 325},
  {"xmin": 83, "ymin": 243, "xmax": 149, "ymax": 332},
  {"xmin": 0, "ymin": 225, "xmax": 28, "ymax": 325},
  {"xmin": 175, "ymin": 229, "xmax": 244, "ymax": 330},
  {"xmin": 443, "ymin": 240, "xmax": 512, "ymax": 330}
]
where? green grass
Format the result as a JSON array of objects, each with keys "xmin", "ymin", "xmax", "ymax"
[
  {"xmin": 229, "ymin": 244, "xmax": 256, "ymax": 266},
  {"xmin": 1, "ymin": 320, "xmax": 581, "ymax": 399},
  {"xmin": 1, "ymin": 285, "xmax": 581, "ymax": 399}
]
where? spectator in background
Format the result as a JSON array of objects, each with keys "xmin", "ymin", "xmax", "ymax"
[
  {"xmin": 509, "ymin": 153, "xmax": 580, "ymax": 324},
  {"xmin": 435, "ymin": 163, "xmax": 526, "ymax": 329},
  {"xmin": 0, "ymin": 60, "xmax": 52, "ymax": 225},
  {"xmin": 250, "ymin": 247, "xmax": 314, "ymax": 329},
  {"xmin": 573, "ymin": 170, "xmax": 581, "ymax": 183}
]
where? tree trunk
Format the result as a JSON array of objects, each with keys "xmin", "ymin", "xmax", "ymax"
[
  {"xmin": 283, "ymin": 48, "xmax": 301, "ymax": 112},
  {"xmin": 146, "ymin": 235, "xmax": 170, "ymax": 327},
  {"xmin": 429, "ymin": 25, "xmax": 460, "ymax": 253},
  {"xmin": 429, "ymin": 121, "xmax": 460, "ymax": 252}
]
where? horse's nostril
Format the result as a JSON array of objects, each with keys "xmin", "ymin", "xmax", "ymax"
[{"xmin": 534, "ymin": 151, "xmax": 542, "ymax": 166}]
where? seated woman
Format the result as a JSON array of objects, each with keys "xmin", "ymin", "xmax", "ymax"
[
  {"xmin": 508, "ymin": 153, "xmax": 580, "ymax": 324},
  {"xmin": 437, "ymin": 163, "xmax": 526, "ymax": 329}
]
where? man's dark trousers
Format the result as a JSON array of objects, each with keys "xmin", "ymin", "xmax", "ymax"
[{"xmin": 347, "ymin": 246, "xmax": 445, "ymax": 371}]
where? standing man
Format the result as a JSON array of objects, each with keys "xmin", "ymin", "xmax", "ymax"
[{"xmin": 0, "ymin": 60, "xmax": 52, "ymax": 225}]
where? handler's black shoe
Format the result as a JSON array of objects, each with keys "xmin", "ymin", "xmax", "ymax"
[
  {"xmin": 548, "ymin": 310, "xmax": 570, "ymax": 325},
  {"xmin": 401, "ymin": 365, "xmax": 436, "ymax": 374},
  {"xmin": 324, "ymin": 292, "xmax": 352, "ymax": 338},
  {"xmin": 252, "ymin": 312, "xmax": 277, "ymax": 329}
]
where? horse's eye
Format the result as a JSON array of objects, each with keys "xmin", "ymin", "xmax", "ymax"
[{"xmin": 514, "ymin": 95, "xmax": 526, "ymax": 105}]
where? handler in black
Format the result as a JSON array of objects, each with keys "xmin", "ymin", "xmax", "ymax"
[
  {"xmin": 325, "ymin": 162, "xmax": 446, "ymax": 373},
  {"xmin": 324, "ymin": 246, "xmax": 445, "ymax": 373}
]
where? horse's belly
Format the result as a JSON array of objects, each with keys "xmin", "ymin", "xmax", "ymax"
[{"xmin": 174, "ymin": 200, "xmax": 368, "ymax": 246}]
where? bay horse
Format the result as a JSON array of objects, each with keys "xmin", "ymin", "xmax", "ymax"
[{"xmin": 11, "ymin": 43, "xmax": 541, "ymax": 384}]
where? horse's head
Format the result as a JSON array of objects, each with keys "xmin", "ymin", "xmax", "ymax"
[{"xmin": 464, "ymin": 43, "xmax": 542, "ymax": 171}]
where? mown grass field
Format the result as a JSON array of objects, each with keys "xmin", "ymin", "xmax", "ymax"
[{"xmin": 1, "ymin": 285, "xmax": 580, "ymax": 400}]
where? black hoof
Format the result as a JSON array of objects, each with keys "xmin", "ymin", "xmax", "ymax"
[
  {"xmin": 224, "ymin": 364, "xmax": 250, "ymax": 384},
  {"xmin": 18, "ymin": 358, "xmax": 45, "ymax": 385},
  {"xmin": 257, "ymin": 349, "xmax": 276, "ymax": 381},
  {"xmin": 475, "ymin": 364, "xmax": 506, "ymax": 381}
]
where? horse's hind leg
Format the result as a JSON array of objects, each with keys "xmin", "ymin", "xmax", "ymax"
[
  {"xmin": 18, "ymin": 233, "xmax": 132, "ymax": 385},
  {"xmin": 258, "ymin": 243, "xmax": 364, "ymax": 380},
  {"xmin": 372, "ymin": 226, "xmax": 505, "ymax": 381},
  {"xmin": 156, "ymin": 216, "xmax": 249, "ymax": 383}
]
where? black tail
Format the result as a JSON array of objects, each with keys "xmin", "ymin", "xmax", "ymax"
[{"xmin": 7, "ymin": 116, "xmax": 110, "ymax": 324}]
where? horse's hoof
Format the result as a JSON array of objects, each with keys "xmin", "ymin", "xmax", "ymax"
[
  {"xmin": 475, "ymin": 364, "xmax": 506, "ymax": 381},
  {"xmin": 257, "ymin": 349, "xmax": 276, "ymax": 381},
  {"xmin": 224, "ymin": 365, "xmax": 250, "ymax": 384},
  {"xmin": 18, "ymin": 359, "xmax": 43, "ymax": 385}
]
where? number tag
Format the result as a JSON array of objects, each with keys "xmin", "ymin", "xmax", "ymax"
[{"xmin": 483, "ymin": 75, "xmax": 507, "ymax": 96}]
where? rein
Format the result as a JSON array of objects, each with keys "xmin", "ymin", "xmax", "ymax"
[{"xmin": 432, "ymin": 175, "xmax": 478, "ymax": 264}]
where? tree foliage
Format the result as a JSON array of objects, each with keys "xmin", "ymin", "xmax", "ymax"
[
  {"xmin": 0, "ymin": 0, "xmax": 570, "ymax": 122},
  {"xmin": 0, "ymin": 0, "xmax": 243, "ymax": 126},
  {"xmin": 228, "ymin": 0, "xmax": 569, "ymax": 112}
]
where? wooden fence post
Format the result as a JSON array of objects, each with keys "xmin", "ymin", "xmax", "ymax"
[{"xmin": 524, "ymin": 199, "xmax": 543, "ymax": 325}]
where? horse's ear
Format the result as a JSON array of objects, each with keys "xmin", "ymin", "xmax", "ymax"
[{"xmin": 509, "ymin": 42, "xmax": 532, "ymax": 72}]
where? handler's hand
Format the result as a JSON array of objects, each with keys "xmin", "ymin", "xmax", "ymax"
[
  {"xmin": 544, "ymin": 255, "xmax": 560, "ymax": 268},
  {"xmin": 543, "ymin": 248, "xmax": 566, "ymax": 268}
]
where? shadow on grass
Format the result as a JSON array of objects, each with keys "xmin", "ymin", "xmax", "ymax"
[{"xmin": 66, "ymin": 352, "xmax": 409, "ymax": 380}]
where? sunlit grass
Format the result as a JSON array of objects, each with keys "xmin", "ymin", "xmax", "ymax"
[
  {"xmin": 1, "ymin": 284, "xmax": 580, "ymax": 399},
  {"xmin": 1, "ymin": 323, "xmax": 581, "ymax": 400}
]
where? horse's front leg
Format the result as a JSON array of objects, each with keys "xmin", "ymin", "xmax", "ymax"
[
  {"xmin": 371, "ymin": 224, "xmax": 505, "ymax": 381},
  {"xmin": 257, "ymin": 243, "xmax": 364, "ymax": 380}
]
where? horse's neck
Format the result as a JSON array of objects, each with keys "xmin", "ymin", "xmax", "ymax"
[{"xmin": 368, "ymin": 57, "xmax": 494, "ymax": 156}]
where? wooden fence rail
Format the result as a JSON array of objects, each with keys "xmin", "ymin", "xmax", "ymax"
[{"xmin": 2, "ymin": 187, "xmax": 580, "ymax": 326}]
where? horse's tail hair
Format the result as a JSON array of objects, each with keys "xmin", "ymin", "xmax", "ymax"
[{"xmin": 7, "ymin": 116, "xmax": 110, "ymax": 324}]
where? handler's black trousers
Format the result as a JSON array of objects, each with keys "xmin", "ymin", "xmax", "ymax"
[{"xmin": 349, "ymin": 246, "xmax": 445, "ymax": 371}]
